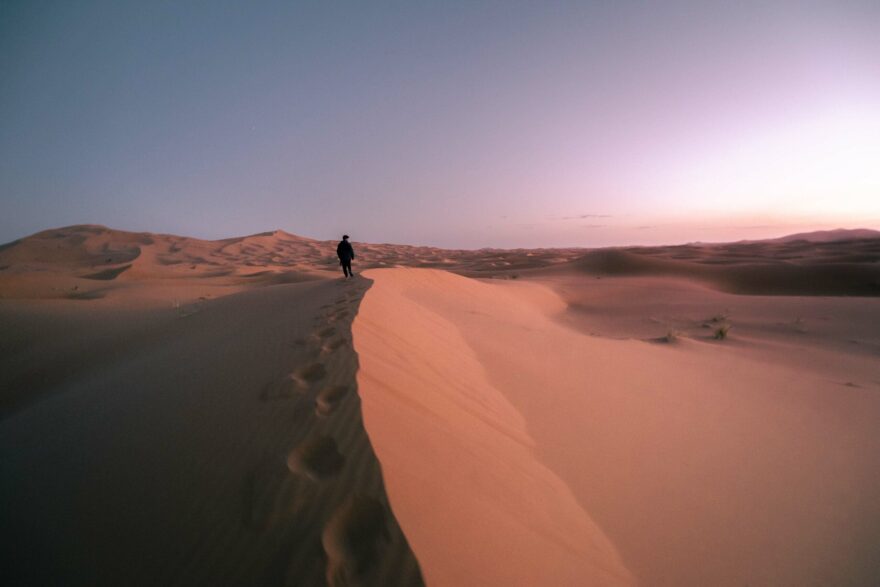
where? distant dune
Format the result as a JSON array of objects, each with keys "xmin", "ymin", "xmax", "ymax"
[
  {"xmin": 766, "ymin": 227, "xmax": 880, "ymax": 243},
  {"xmin": 562, "ymin": 244, "xmax": 880, "ymax": 296},
  {"xmin": 557, "ymin": 236, "xmax": 880, "ymax": 296},
  {"xmin": 2, "ymin": 224, "xmax": 879, "ymax": 585},
  {"xmin": 2, "ymin": 224, "xmax": 879, "ymax": 301},
  {"xmin": 0, "ymin": 225, "xmax": 585, "ymax": 301}
]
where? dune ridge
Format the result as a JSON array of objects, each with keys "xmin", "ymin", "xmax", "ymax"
[
  {"xmin": 352, "ymin": 268, "xmax": 634, "ymax": 586},
  {"xmin": 557, "ymin": 240, "xmax": 880, "ymax": 296},
  {"xmin": 0, "ymin": 273, "xmax": 423, "ymax": 585},
  {"xmin": 353, "ymin": 267, "xmax": 880, "ymax": 586},
  {"xmin": 0, "ymin": 225, "xmax": 585, "ymax": 302},
  {"xmin": 3, "ymin": 224, "xmax": 879, "ymax": 301}
]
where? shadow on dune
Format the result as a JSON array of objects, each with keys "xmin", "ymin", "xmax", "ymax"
[
  {"xmin": 81, "ymin": 264, "xmax": 132, "ymax": 280},
  {"xmin": 567, "ymin": 244, "xmax": 880, "ymax": 296},
  {"xmin": 0, "ymin": 275, "xmax": 424, "ymax": 587}
]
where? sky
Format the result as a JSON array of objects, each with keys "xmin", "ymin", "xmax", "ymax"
[{"xmin": 2, "ymin": 1, "xmax": 879, "ymax": 248}]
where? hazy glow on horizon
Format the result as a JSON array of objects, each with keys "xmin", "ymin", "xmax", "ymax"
[
  {"xmin": 660, "ymin": 103, "xmax": 880, "ymax": 216},
  {"xmin": 1, "ymin": 1, "xmax": 878, "ymax": 248}
]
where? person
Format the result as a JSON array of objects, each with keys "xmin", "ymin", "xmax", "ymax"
[{"xmin": 336, "ymin": 234, "xmax": 355, "ymax": 278}]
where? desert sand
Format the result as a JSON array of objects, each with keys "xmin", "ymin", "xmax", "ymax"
[
  {"xmin": 2, "ymin": 225, "xmax": 879, "ymax": 585},
  {"xmin": 0, "ymin": 227, "xmax": 423, "ymax": 586}
]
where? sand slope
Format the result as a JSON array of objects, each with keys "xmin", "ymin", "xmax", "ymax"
[
  {"xmin": 353, "ymin": 268, "xmax": 880, "ymax": 586},
  {"xmin": 353, "ymin": 269, "xmax": 634, "ymax": 586},
  {"xmin": 0, "ymin": 276, "xmax": 423, "ymax": 586}
]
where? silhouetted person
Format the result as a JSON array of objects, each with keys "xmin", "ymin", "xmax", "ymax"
[{"xmin": 337, "ymin": 234, "xmax": 354, "ymax": 278}]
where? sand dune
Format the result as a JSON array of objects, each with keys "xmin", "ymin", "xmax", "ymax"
[
  {"xmin": 1, "ymin": 269, "xmax": 422, "ymax": 585},
  {"xmin": 2, "ymin": 224, "xmax": 879, "ymax": 585},
  {"xmin": 767, "ymin": 228, "xmax": 880, "ymax": 243},
  {"xmin": 0, "ymin": 226, "xmax": 331, "ymax": 302},
  {"xmin": 354, "ymin": 268, "xmax": 880, "ymax": 586},
  {"xmin": 558, "ymin": 238, "xmax": 880, "ymax": 296},
  {"xmin": 353, "ymin": 268, "xmax": 634, "ymax": 586},
  {"xmin": 0, "ymin": 225, "xmax": 585, "ymax": 303},
  {"xmin": 3, "ymin": 224, "xmax": 878, "ymax": 301}
]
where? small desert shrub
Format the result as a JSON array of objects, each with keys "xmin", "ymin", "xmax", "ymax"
[
  {"xmin": 664, "ymin": 329, "xmax": 679, "ymax": 343},
  {"xmin": 509, "ymin": 273, "xmax": 519, "ymax": 279},
  {"xmin": 714, "ymin": 323, "xmax": 731, "ymax": 340}
]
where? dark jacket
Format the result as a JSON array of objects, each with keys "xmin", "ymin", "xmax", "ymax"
[{"xmin": 337, "ymin": 240, "xmax": 354, "ymax": 263}]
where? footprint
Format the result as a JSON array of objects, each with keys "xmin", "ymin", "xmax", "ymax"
[
  {"xmin": 329, "ymin": 309, "xmax": 350, "ymax": 321},
  {"xmin": 287, "ymin": 435, "xmax": 345, "ymax": 481},
  {"xmin": 316, "ymin": 384, "xmax": 351, "ymax": 416},
  {"xmin": 322, "ymin": 495, "xmax": 390, "ymax": 587},
  {"xmin": 318, "ymin": 326, "xmax": 337, "ymax": 339},
  {"xmin": 321, "ymin": 338, "xmax": 348, "ymax": 356},
  {"xmin": 292, "ymin": 362, "xmax": 327, "ymax": 387}
]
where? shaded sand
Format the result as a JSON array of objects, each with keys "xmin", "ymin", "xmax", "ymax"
[
  {"xmin": 547, "ymin": 236, "xmax": 880, "ymax": 296},
  {"xmin": 353, "ymin": 268, "xmax": 880, "ymax": 586},
  {"xmin": 0, "ymin": 277, "xmax": 422, "ymax": 586}
]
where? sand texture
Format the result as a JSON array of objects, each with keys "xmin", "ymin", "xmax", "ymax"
[
  {"xmin": 354, "ymin": 267, "xmax": 880, "ymax": 585},
  {"xmin": 1, "ymin": 226, "xmax": 424, "ymax": 585},
  {"xmin": 2, "ymin": 224, "xmax": 880, "ymax": 585}
]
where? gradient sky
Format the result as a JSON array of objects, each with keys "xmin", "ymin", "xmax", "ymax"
[{"xmin": 2, "ymin": 1, "xmax": 879, "ymax": 248}]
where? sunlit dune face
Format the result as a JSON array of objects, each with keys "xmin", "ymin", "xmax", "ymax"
[{"xmin": 662, "ymin": 103, "xmax": 880, "ymax": 220}]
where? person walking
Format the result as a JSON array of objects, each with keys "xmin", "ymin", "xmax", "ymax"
[{"xmin": 336, "ymin": 234, "xmax": 355, "ymax": 278}]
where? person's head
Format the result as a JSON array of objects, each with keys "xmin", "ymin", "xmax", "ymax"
[{"xmin": 342, "ymin": 235, "xmax": 349, "ymax": 240}]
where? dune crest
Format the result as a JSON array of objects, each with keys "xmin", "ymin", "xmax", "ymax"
[
  {"xmin": 561, "ymin": 240, "xmax": 880, "ymax": 296},
  {"xmin": 353, "ymin": 268, "xmax": 634, "ymax": 586},
  {"xmin": 354, "ymin": 267, "xmax": 880, "ymax": 586},
  {"xmin": 0, "ymin": 268, "xmax": 424, "ymax": 585}
]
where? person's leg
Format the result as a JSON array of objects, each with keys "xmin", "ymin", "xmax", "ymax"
[
  {"xmin": 343, "ymin": 262, "xmax": 352, "ymax": 277},
  {"xmin": 341, "ymin": 262, "xmax": 348, "ymax": 278},
  {"xmin": 346, "ymin": 261, "xmax": 354, "ymax": 277}
]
